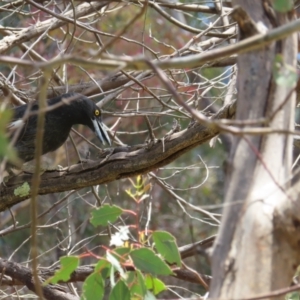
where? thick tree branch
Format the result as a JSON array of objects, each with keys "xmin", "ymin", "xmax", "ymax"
[
  {"xmin": 0, "ymin": 259, "xmax": 78, "ymax": 300},
  {"xmin": 0, "ymin": 237, "xmax": 214, "ymax": 290},
  {"xmin": 1, "ymin": 263, "xmax": 211, "ymax": 287},
  {"xmin": 0, "ymin": 100, "xmax": 236, "ymax": 211}
]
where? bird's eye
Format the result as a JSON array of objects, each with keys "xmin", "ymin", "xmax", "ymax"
[{"xmin": 95, "ymin": 109, "xmax": 100, "ymax": 116}]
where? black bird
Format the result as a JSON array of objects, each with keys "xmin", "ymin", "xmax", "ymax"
[{"xmin": 7, "ymin": 93, "xmax": 111, "ymax": 164}]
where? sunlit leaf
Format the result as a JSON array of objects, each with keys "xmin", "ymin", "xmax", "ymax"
[
  {"xmin": 145, "ymin": 274, "xmax": 166, "ymax": 295},
  {"xmin": 46, "ymin": 256, "xmax": 79, "ymax": 284}
]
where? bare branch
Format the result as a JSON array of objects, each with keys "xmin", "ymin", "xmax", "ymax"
[
  {"xmin": 0, "ymin": 2, "xmax": 109, "ymax": 54},
  {"xmin": 0, "ymin": 100, "xmax": 236, "ymax": 211},
  {"xmin": 0, "ymin": 259, "xmax": 78, "ymax": 300}
]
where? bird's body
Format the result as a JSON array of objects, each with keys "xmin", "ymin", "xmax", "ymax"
[{"xmin": 8, "ymin": 93, "xmax": 111, "ymax": 164}]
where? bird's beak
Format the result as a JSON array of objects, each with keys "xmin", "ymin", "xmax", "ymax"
[{"xmin": 92, "ymin": 118, "xmax": 111, "ymax": 146}]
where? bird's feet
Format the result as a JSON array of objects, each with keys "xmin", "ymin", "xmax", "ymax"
[{"xmin": 97, "ymin": 148, "xmax": 114, "ymax": 162}]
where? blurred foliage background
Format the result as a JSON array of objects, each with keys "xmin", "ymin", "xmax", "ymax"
[{"xmin": 0, "ymin": 0, "xmax": 236, "ymax": 298}]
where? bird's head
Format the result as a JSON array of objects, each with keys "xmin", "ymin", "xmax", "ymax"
[
  {"xmin": 63, "ymin": 94, "xmax": 111, "ymax": 146},
  {"xmin": 83, "ymin": 100, "xmax": 111, "ymax": 146}
]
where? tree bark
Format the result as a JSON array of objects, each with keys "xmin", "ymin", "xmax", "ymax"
[
  {"xmin": 210, "ymin": 2, "xmax": 300, "ymax": 298},
  {"xmin": 0, "ymin": 259, "xmax": 78, "ymax": 300},
  {"xmin": 0, "ymin": 100, "xmax": 236, "ymax": 211}
]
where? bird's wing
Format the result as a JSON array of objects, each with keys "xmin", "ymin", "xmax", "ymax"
[
  {"xmin": 7, "ymin": 101, "xmax": 38, "ymax": 140},
  {"xmin": 7, "ymin": 119, "xmax": 25, "ymax": 133}
]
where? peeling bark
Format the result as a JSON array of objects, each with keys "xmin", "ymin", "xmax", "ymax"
[{"xmin": 210, "ymin": 2, "xmax": 299, "ymax": 298}]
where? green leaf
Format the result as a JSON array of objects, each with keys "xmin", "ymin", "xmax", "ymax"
[
  {"xmin": 145, "ymin": 274, "xmax": 166, "ymax": 295},
  {"xmin": 94, "ymin": 259, "xmax": 111, "ymax": 279},
  {"xmin": 273, "ymin": 0, "xmax": 293, "ymax": 12},
  {"xmin": 273, "ymin": 54, "xmax": 297, "ymax": 88},
  {"xmin": 81, "ymin": 272, "xmax": 104, "ymax": 300},
  {"xmin": 130, "ymin": 248, "xmax": 173, "ymax": 276},
  {"xmin": 112, "ymin": 247, "xmax": 131, "ymax": 264},
  {"xmin": 126, "ymin": 270, "xmax": 147, "ymax": 298},
  {"xmin": 90, "ymin": 204, "xmax": 123, "ymax": 227},
  {"xmin": 144, "ymin": 291, "xmax": 157, "ymax": 300},
  {"xmin": 109, "ymin": 280, "xmax": 130, "ymax": 300},
  {"xmin": 286, "ymin": 292, "xmax": 300, "ymax": 300},
  {"xmin": 0, "ymin": 135, "xmax": 18, "ymax": 162},
  {"xmin": 0, "ymin": 109, "xmax": 12, "ymax": 130},
  {"xmin": 136, "ymin": 175, "xmax": 144, "ymax": 192},
  {"xmin": 0, "ymin": 109, "xmax": 19, "ymax": 163},
  {"xmin": 46, "ymin": 256, "xmax": 79, "ymax": 284},
  {"xmin": 152, "ymin": 231, "xmax": 181, "ymax": 267}
]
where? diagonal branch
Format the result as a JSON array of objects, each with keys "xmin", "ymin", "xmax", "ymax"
[
  {"xmin": 0, "ymin": 259, "xmax": 78, "ymax": 300},
  {"xmin": 2, "ymin": 17, "xmax": 300, "ymax": 71},
  {"xmin": 0, "ymin": 100, "xmax": 236, "ymax": 211},
  {"xmin": 0, "ymin": 237, "xmax": 215, "ymax": 291}
]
